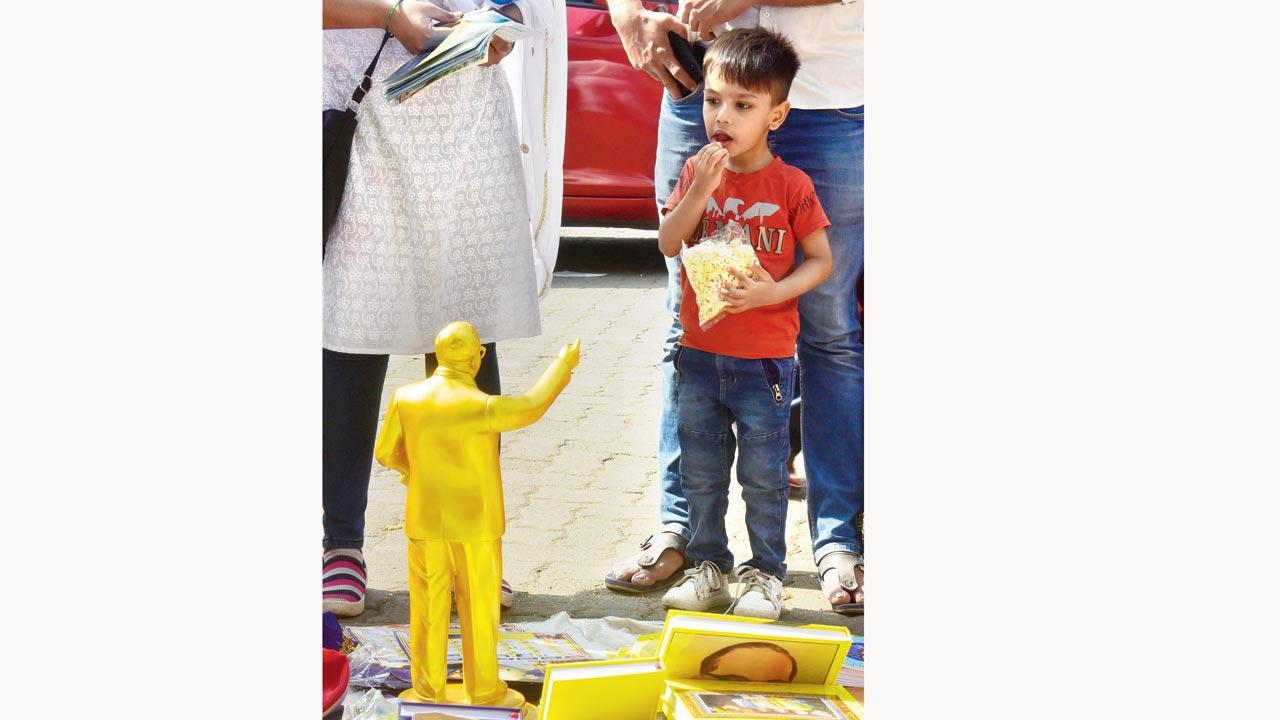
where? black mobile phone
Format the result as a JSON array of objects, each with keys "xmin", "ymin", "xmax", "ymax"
[{"xmin": 667, "ymin": 31, "xmax": 706, "ymax": 99}]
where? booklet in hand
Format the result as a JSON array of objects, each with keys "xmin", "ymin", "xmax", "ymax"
[{"xmin": 384, "ymin": 8, "xmax": 538, "ymax": 104}]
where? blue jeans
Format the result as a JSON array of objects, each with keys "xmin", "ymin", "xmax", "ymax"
[
  {"xmin": 654, "ymin": 88, "xmax": 864, "ymax": 563},
  {"xmin": 677, "ymin": 346, "xmax": 794, "ymax": 578}
]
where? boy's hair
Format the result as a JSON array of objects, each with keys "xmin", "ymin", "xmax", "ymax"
[{"xmin": 702, "ymin": 28, "xmax": 801, "ymax": 105}]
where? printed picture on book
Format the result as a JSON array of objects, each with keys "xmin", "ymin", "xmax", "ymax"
[{"xmin": 682, "ymin": 691, "xmax": 853, "ymax": 719}]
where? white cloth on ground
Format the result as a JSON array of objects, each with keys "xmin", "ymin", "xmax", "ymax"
[{"xmin": 514, "ymin": 611, "xmax": 664, "ymax": 659}]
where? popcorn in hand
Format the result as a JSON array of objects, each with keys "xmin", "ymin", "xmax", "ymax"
[{"xmin": 681, "ymin": 222, "xmax": 759, "ymax": 330}]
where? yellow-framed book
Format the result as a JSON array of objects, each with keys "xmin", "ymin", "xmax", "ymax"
[
  {"xmin": 537, "ymin": 656, "xmax": 666, "ymax": 720},
  {"xmin": 661, "ymin": 679, "xmax": 863, "ymax": 720},
  {"xmin": 657, "ymin": 611, "xmax": 852, "ymax": 687}
]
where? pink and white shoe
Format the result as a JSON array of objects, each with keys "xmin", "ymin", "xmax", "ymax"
[{"xmin": 323, "ymin": 548, "xmax": 367, "ymax": 618}]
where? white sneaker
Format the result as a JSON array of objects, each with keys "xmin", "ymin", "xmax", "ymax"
[
  {"xmin": 662, "ymin": 561, "xmax": 732, "ymax": 611},
  {"xmin": 729, "ymin": 566, "xmax": 784, "ymax": 619}
]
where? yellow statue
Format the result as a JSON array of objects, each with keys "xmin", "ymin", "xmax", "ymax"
[{"xmin": 375, "ymin": 321, "xmax": 580, "ymax": 710}]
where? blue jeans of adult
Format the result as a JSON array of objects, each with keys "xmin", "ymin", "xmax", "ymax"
[
  {"xmin": 677, "ymin": 346, "xmax": 794, "ymax": 579},
  {"xmin": 653, "ymin": 87, "xmax": 864, "ymax": 565}
]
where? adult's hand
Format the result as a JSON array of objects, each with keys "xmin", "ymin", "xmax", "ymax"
[
  {"xmin": 390, "ymin": 0, "xmax": 463, "ymax": 53},
  {"xmin": 609, "ymin": 3, "xmax": 699, "ymax": 98},
  {"xmin": 678, "ymin": 0, "xmax": 754, "ymax": 40},
  {"xmin": 479, "ymin": 2, "xmax": 523, "ymax": 67}
]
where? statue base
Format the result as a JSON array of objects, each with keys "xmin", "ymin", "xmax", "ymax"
[{"xmin": 399, "ymin": 685, "xmax": 533, "ymax": 714}]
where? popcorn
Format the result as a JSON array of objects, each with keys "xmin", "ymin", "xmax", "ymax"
[{"xmin": 681, "ymin": 222, "xmax": 759, "ymax": 330}]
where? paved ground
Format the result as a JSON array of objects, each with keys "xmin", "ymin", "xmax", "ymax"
[{"xmin": 350, "ymin": 228, "xmax": 862, "ymax": 635}]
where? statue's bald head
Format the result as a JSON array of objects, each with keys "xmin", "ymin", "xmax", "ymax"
[{"xmin": 435, "ymin": 321, "xmax": 483, "ymax": 376}]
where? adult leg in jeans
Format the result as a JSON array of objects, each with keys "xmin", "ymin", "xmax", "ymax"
[
  {"xmin": 323, "ymin": 349, "xmax": 391, "ymax": 551},
  {"xmin": 771, "ymin": 107, "xmax": 865, "ymax": 605},
  {"xmin": 606, "ymin": 87, "xmax": 707, "ymax": 590}
]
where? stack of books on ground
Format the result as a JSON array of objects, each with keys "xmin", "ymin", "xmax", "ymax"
[
  {"xmin": 835, "ymin": 636, "xmax": 864, "ymax": 689},
  {"xmin": 384, "ymin": 9, "xmax": 538, "ymax": 103},
  {"xmin": 345, "ymin": 623, "xmax": 593, "ymax": 688},
  {"xmin": 534, "ymin": 611, "xmax": 862, "ymax": 719},
  {"xmin": 398, "ymin": 699, "xmax": 524, "ymax": 719}
]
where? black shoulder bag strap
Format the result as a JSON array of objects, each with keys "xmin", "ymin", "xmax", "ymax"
[
  {"xmin": 350, "ymin": 30, "xmax": 394, "ymax": 109},
  {"xmin": 324, "ymin": 29, "xmax": 395, "ymax": 257}
]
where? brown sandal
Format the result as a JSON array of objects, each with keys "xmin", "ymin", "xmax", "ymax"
[
  {"xmin": 818, "ymin": 552, "xmax": 864, "ymax": 616},
  {"xmin": 604, "ymin": 531, "xmax": 691, "ymax": 594}
]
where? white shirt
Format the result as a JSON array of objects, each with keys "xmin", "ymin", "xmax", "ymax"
[{"xmin": 711, "ymin": 0, "xmax": 863, "ymax": 110}]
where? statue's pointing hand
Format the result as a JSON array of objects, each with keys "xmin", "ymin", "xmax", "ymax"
[{"xmin": 559, "ymin": 338, "xmax": 582, "ymax": 370}]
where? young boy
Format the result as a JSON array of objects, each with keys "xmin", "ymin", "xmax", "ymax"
[{"xmin": 658, "ymin": 27, "xmax": 833, "ymax": 619}]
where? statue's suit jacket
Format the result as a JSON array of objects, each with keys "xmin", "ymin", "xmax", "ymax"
[{"xmin": 375, "ymin": 359, "xmax": 573, "ymax": 542}]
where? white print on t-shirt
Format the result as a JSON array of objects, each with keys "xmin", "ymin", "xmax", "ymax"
[
  {"xmin": 700, "ymin": 196, "xmax": 788, "ymax": 255},
  {"xmin": 706, "ymin": 197, "xmax": 781, "ymax": 222}
]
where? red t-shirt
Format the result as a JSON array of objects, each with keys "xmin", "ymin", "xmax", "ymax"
[{"xmin": 663, "ymin": 155, "xmax": 830, "ymax": 359}]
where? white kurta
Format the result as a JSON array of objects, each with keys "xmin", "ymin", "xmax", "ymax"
[{"xmin": 322, "ymin": 0, "xmax": 563, "ymax": 355}]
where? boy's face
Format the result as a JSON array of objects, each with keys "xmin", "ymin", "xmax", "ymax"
[{"xmin": 702, "ymin": 67, "xmax": 790, "ymax": 159}]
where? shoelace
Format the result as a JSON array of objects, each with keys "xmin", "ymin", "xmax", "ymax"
[
  {"xmin": 728, "ymin": 568, "xmax": 778, "ymax": 613},
  {"xmin": 685, "ymin": 560, "xmax": 725, "ymax": 599}
]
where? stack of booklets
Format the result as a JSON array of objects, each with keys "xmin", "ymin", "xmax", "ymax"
[
  {"xmin": 345, "ymin": 623, "xmax": 593, "ymax": 687},
  {"xmin": 384, "ymin": 9, "xmax": 538, "ymax": 103},
  {"xmin": 535, "ymin": 612, "xmax": 862, "ymax": 720},
  {"xmin": 834, "ymin": 635, "xmax": 864, "ymax": 689},
  {"xmin": 398, "ymin": 700, "xmax": 525, "ymax": 720}
]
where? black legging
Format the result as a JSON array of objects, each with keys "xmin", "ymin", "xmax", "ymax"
[{"xmin": 322, "ymin": 344, "xmax": 500, "ymax": 550}]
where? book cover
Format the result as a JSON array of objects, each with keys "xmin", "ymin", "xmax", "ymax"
[
  {"xmin": 663, "ymin": 680, "xmax": 862, "ymax": 720},
  {"xmin": 657, "ymin": 611, "xmax": 852, "ymax": 687},
  {"xmin": 538, "ymin": 657, "xmax": 666, "ymax": 720},
  {"xmin": 398, "ymin": 700, "xmax": 525, "ymax": 719}
]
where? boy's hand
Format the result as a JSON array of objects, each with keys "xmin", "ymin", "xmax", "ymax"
[
  {"xmin": 722, "ymin": 262, "xmax": 780, "ymax": 314},
  {"xmin": 690, "ymin": 142, "xmax": 729, "ymax": 196}
]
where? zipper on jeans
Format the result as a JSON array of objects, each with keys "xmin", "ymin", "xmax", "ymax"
[{"xmin": 761, "ymin": 359, "xmax": 783, "ymax": 404}]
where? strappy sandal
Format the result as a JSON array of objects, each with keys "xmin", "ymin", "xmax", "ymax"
[
  {"xmin": 604, "ymin": 531, "xmax": 692, "ymax": 594},
  {"xmin": 818, "ymin": 551, "xmax": 865, "ymax": 616}
]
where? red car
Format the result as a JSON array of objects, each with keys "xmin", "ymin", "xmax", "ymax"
[{"xmin": 563, "ymin": 0, "xmax": 677, "ymax": 228}]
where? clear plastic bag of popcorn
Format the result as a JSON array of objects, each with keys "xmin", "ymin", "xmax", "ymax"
[{"xmin": 681, "ymin": 221, "xmax": 760, "ymax": 331}]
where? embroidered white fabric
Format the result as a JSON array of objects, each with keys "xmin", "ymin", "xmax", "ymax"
[{"xmin": 323, "ymin": 27, "xmax": 541, "ymax": 355}]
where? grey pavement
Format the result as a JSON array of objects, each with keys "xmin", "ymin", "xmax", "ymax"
[{"xmin": 349, "ymin": 228, "xmax": 862, "ymax": 635}]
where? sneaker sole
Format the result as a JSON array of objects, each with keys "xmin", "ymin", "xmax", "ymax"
[
  {"xmin": 323, "ymin": 598, "xmax": 365, "ymax": 618},
  {"xmin": 729, "ymin": 605, "xmax": 782, "ymax": 620},
  {"xmin": 661, "ymin": 593, "xmax": 732, "ymax": 612}
]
